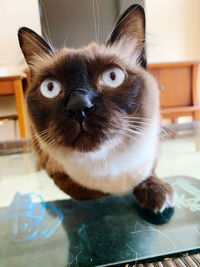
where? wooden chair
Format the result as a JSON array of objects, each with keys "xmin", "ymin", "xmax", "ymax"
[{"xmin": 0, "ymin": 76, "xmax": 27, "ymax": 138}]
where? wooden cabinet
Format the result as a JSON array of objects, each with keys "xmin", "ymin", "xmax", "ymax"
[{"xmin": 148, "ymin": 62, "xmax": 200, "ymax": 121}]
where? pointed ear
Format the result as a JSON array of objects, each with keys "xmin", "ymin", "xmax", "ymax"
[
  {"xmin": 18, "ymin": 27, "xmax": 54, "ymax": 67},
  {"xmin": 106, "ymin": 5, "xmax": 146, "ymax": 69}
]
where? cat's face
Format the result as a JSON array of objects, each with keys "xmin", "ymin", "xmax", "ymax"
[{"xmin": 18, "ymin": 5, "xmax": 159, "ymax": 153}]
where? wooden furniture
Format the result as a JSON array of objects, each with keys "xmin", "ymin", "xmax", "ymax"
[
  {"xmin": 0, "ymin": 76, "xmax": 27, "ymax": 138},
  {"xmin": 148, "ymin": 62, "xmax": 200, "ymax": 123}
]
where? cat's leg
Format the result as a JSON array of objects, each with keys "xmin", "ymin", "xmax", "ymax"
[
  {"xmin": 50, "ymin": 172, "xmax": 108, "ymax": 200},
  {"xmin": 133, "ymin": 175, "xmax": 175, "ymax": 224}
]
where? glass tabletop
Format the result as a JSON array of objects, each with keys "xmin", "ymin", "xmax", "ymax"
[{"xmin": 0, "ymin": 122, "xmax": 199, "ymax": 266}]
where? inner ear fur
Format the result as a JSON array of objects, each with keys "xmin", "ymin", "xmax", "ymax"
[
  {"xmin": 106, "ymin": 5, "xmax": 146, "ymax": 69},
  {"xmin": 18, "ymin": 27, "xmax": 54, "ymax": 67}
]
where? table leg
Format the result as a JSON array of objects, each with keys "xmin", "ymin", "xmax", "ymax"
[
  {"xmin": 194, "ymin": 110, "xmax": 200, "ymax": 121},
  {"xmin": 172, "ymin": 117, "xmax": 179, "ymax": 124},
  {"xmin": 14, "ymin": 79, "xmax": 27, "ymax": 138}
]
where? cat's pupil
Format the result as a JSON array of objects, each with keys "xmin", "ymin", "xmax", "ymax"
[
  {"xmin": 110, "ymin": 72, "xmax": 116, "ymax": 81},
  {"xmin": 47, "ymin": 82, "xmax": 54, "ymax": 91}
]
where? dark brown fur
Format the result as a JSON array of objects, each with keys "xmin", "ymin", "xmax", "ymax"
[{"xmin": 134, "ymin": 176, "xmax": 174, "ymax": 211}]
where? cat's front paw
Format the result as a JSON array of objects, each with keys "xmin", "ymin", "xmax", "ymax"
[{"xmin": 133, "ymin": 176, "xmax": 175, "ymax": 224}]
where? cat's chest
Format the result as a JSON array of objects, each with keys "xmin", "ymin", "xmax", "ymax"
[{"xmin": 58, "ymin": 133, "xmax": 158, "ymax": 180}]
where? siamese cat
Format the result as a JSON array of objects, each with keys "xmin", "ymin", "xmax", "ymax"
[{"xmin": 18, "ymin": 5, "xmax": 174, "ymax": 224}]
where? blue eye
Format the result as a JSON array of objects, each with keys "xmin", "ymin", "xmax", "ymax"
[
  {"xmin": 40, "ymin": 79, "xmax": 61, "ymax": 98},
  {"xmin": 101, "ymin": 67, "xmax": 125, "ymax": 88}
]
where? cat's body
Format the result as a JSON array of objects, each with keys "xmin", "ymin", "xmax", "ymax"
[
  {"xmin": 34, "ymin": 54, "xmax": 160, "ymax": 195},
  {"xmin": 18, "ymin": 5, "xmax": 174, "ymax": 224}
]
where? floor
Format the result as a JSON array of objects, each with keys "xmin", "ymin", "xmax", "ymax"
[
  {"xmin": 0, "ymin": 135, "xmax": 199, "ymax": 208},
  {"xmin": 0, "ymin": 153, "xmax": 69, "ymax": 207}
]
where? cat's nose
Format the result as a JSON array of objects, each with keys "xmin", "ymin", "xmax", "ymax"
[{"xmin": 65, "ymin": 88, "xmax": 94, "ymax": 124}]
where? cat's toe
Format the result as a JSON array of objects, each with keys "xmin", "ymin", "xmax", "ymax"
[
  {"xmin": 158, "ymin": 191, "xmax": 175, "ymax": 212},
  {"xmin": 135, "ymin": 204, "xmax": 175, "ymax": 225},
  {"xmin": 133, "ymin": 176, "xmax": 175, "ymax": 224}
]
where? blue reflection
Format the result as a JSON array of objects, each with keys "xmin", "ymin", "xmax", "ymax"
[{"xmin": 3, "ymin": 193, "xmax": 63, "ymax": 242}]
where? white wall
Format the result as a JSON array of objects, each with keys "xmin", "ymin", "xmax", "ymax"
[
  {"xmin": 0, "ymin": 0, "xmax": 41, "ymax": 75},
  {"xmin": 146, "ymin": 0, "xmax": 200, "ymax": 63}
]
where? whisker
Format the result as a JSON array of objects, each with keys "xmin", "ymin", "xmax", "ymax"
[
  {"xmin": 105, "ymin": 0, "xmax": 127, "ymax": 43},
  {"xmin": 95, "ymin": 0, "xmax": 100, "ymax": 43},
  {"xmin": 124, "ymin": 117, "xmax": 173, "ymax": 139},
  {"xmin": 63, "ymin": 33, "xmax": 69, "ymax": 47},
  {"xmin": 130, "ymin": 125, "xmax": 156, "ymax": 134},
  {"xmin": 31, "ymin": 129, "xmax": 49, "ymax": 141},
  {"xmin": 126, "ymin": 120, "xmax": 154, "ymax": 127},
  {"xmin": 161, "ymin": 124, "xmax": 193, "ymax": 141},
  {"xmin": 39, "ymin": 0, "xmax": 54, "ymax": 48},
  {"xmin": 130, "ymin": 126, "xmax": 169, "ymax": 141},
  {"xmin": 123, "ymin": 116, "xmax": 155, "ymax": 122},
  {"xmin": 92, "ymin": 0, "xmax": 98, "ymax": 42},
  {"xmin": 125, "ymin": 128, "xmax": 142, "ymax": 135},
  {"xmin": 127, "ymin": 124, "xmax": 159, "ymax": 138},
  {"xmin": 110, "ymin": 124, "xmax": 140, "ymax": 141}
]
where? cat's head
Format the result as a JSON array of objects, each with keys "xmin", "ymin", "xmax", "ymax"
[{"xmin": 18, "ymin": 5, "xmax": 159, "ymax": 153}]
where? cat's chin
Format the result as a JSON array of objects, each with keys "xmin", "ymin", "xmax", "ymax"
[
  {"xmin": 64, "ymin": 130, "xmax": 101, "ymax": 152},
  {"xmin": 72, "ymin": 131, "xmax": 95, "ymax": 151},
  {"xmin": 59, "ymin": 129, "xmax": 118, "ymax": 153}
]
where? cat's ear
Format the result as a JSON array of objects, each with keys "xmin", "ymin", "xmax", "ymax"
[
  {"xmin": 106, "ymin": 5, "xmax": 146, "ymax": 69},
  {"xmin": 18, "ymin": 27, "xmax": 54, "ymax": 67}
]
